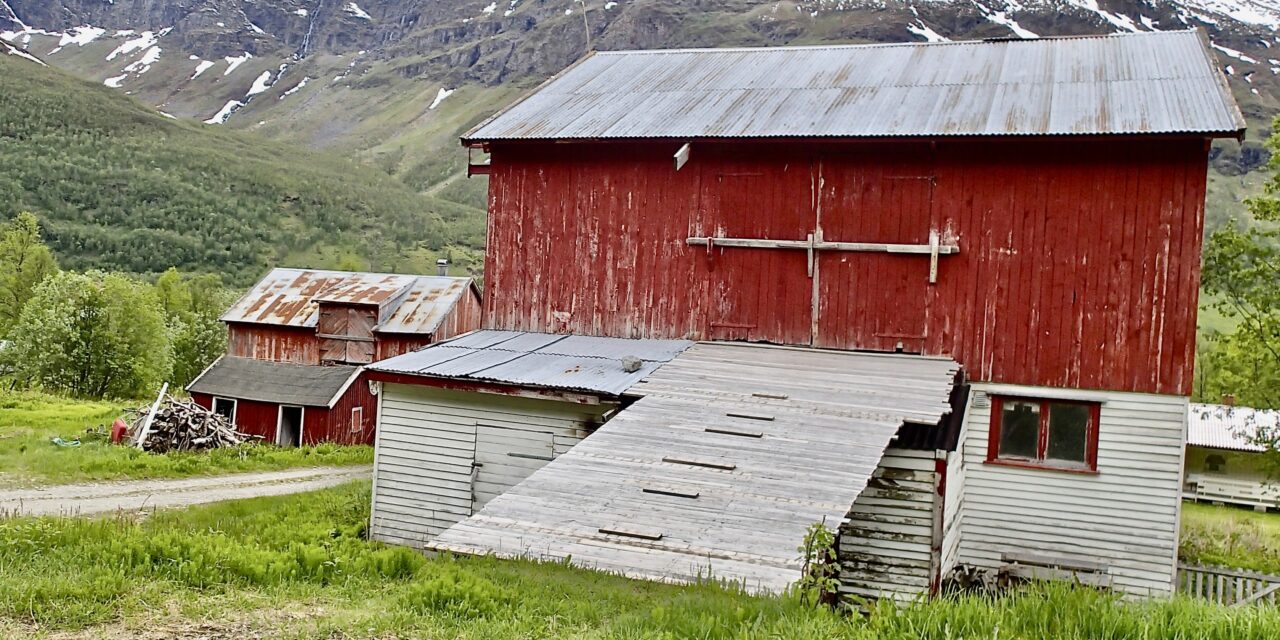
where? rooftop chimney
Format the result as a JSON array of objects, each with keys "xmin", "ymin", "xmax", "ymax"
[
  {"xmin": 436, "ymin": 259, "xmax": 449, "ymax": 277},
  {"xmin": 1222, "ymin": 393, "xmax": 1237, "ymax": 407}
]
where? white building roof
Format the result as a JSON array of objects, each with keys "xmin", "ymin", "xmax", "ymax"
[{"xmin": 1187, "ymin": 403, "xmax": 1278, "ymax": 452}]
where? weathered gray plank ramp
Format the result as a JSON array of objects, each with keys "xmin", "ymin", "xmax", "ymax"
[{"xmin": 429, "ymin": 342, "xmax": 959, "ymax": 593}]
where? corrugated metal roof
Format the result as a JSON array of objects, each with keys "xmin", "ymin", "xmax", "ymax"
[
  {"xmin": 1188, "ymin": 403, "xmax": 1278, "ymax": 452},
  {"xmin": 221, "ymin": 268, "xmax": 476, "ymax": 335},
  {"xmin": 368, "ymin": 330, "xmax": 694, "ymax": 396},
  {"xmin": 465, "ymin": 30, "xmax": 1244, "ymax": 142},
  {"xmin": 429, "ymin": 342, "xmax": 961, "ymax": 593},
  {"xmin": 186, "ymin": 356, "xmax": 360, "ymax": 408}
]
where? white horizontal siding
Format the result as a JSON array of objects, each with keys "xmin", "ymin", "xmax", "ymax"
[
  {"xmin": 839, "ymin": 448, "xmax": 938, "ymax": 602},
  {"xmin": 370, "ymin": 384, "xmax": 605, "ymax": 550},
  {"xmin": 952, "ymin": 383, "xmax": 1186, "ymax": 597}
]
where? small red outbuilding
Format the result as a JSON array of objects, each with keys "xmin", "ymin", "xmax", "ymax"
[{"xmin": 188, "ymin": 268, "xmax": 482, "ymax": 445}]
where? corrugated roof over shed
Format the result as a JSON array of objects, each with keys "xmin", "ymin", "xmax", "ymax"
[
  {"xmin": 1188, "ymin": 403, "xmax": 1278, "ymax": 452},
  {"xmin": 465, "ymin": 30, "xmax": 1243, "ymax": 142},
  {"xmin": 221, "ymin": 268, "xmax": 476, "ymax": 335},
  {"xmin": 369, "ymin": 330, "xmax": 694, "ymax": 396}
]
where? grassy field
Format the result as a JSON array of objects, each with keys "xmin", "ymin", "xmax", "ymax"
[
  {"xmin": 0, "ymin": 391, "xmax": 371, "ymax": 487},
  {"xmin": 1181, "ymin": 501, "xmax": 1280, "ymax": 575},
  {"xmin": 0, "ymin": 481, "xmax": 1277, "ymax": 639}
]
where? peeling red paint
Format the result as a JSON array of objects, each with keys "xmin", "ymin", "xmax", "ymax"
[{"xmin": 482, "ymin": 138, "xmax": 1208, "ymax": 396}]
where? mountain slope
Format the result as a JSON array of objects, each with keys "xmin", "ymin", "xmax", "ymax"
[
  {"xmin": 4, "ymin": 0, "xmax": 1279, "ymax": 262},
  {"xmin": 0, "ymin": 50, "xmax": 482, "ymax": 284}
]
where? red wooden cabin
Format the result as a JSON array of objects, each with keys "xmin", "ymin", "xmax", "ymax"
[{"xmin": 188, "ymin": 268, "xmax": 482, "ymax": 445}]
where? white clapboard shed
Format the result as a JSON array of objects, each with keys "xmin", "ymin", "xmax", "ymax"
[
  {"xmin": 1184, "ymin": 403, "xmax": 1280, "ymax": 512},
  {"xmin": 367, "ymin": 330, "xmax": 962, "ymax": 596}
]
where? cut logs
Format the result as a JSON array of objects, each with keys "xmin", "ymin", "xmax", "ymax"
[{"xmin": 126, "ymin": 396, "xmax": 261, "ymax": 452}]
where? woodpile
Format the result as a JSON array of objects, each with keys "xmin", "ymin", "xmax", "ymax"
[{"xmin": 127, "ymin": 396, "xmax": 260, "ymax": 452}]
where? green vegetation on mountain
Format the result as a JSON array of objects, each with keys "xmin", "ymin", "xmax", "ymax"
[{"xmin": 0, "ymin": 55, "xmax": 482, "ymax": 285}]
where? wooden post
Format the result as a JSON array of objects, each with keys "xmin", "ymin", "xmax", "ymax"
[{"xmin": 134, "ymin": 382, "xmax": 169, "ymax": 449}]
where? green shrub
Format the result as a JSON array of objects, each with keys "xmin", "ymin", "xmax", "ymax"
[{"xmin": 398, "ymin": 563, "xmax": 513, "ymax": 619}]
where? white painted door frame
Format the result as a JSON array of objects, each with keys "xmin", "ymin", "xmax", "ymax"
[{"xmin": 275, "ymin": 405, "xmax": 305, "ymax": 447}]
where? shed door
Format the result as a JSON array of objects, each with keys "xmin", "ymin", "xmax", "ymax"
[
  {"xmin": 814, "ymin": 144, "xmax": 935, "ymax": 352},
  {"xmin": 697, "ymin": 149, "xmax": 815, "ymax": 344},
  {"xmin": 318, "ymin": 304, "xmax": 376, "ymax": 364},
  {"xmin": 472, "ymin": 424, "xmax": 557, "ymax": 510}
]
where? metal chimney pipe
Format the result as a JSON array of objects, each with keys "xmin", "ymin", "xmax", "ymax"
[{"xmin": 436, "ymin": 259, "xmax": 449, "ymax": 276}]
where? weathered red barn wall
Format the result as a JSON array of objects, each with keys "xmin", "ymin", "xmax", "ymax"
[
  {"xmin": 227, "ymin": 323, "xmax": 321, "ymax": 364},
  {"xmin": 372, "ymin": 287, "xmax": 482, "ymax": 361},
  {"xmin": 482, "ymin": 138, "xmax": 1208, "ymax": 396},
  {"xmin": 192, "ymin": 381, "xmax": 375, "ymax": 445}
]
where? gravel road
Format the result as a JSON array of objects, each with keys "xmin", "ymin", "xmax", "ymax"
[{"xmin": 0, "ymin": 466, "xmax": 371, "ymax": 517}]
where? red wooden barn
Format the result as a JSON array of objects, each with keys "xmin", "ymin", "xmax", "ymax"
[
  {"xmin": 367, "ymin": 31, "xmax": 1244, "ymax": 598},
  {"xmin": 188, "ymin": 268, "xmax": 481, "ymax": 445}
]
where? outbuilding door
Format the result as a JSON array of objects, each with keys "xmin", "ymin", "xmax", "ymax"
[
  {"xmin": 697, "ymin": 148, "xmax": 815, "ymax": 345},
  {"xmin": 813, "ymin": 144, "xmax": 936, "ymax": 353},
  {"xmin": 692, "ymin": 144, "xmax": 943, "ymax": 351}
]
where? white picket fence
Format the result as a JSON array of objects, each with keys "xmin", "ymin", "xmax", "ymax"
[{"xmin": 1178, "ymin": 564, "xmax": 1280, "ymax": 606}]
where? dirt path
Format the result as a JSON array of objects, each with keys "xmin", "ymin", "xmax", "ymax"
[{"xmin": 0, "ymin": 466, "xmax": 371, "ymax": 517}]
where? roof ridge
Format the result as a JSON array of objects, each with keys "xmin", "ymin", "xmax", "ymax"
[{"xmin": 593, "ymin": 28, "xmax": 1198, "ymax": 56}]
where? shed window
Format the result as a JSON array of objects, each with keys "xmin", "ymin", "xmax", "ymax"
[
  {"xmin": 1204, "ymin": 454, "xmax": 1226, "ymax": 473},
  {"xmin": 212, "ymin": 397, "xmax": 236, "ymax": 422},
  {"xmin": 351, "ymin": 407, "xmax": 364, "ymax": 433},
  {"xmin": 987, "ymin": 396, "xmax": 1099, "ymax": 472}
]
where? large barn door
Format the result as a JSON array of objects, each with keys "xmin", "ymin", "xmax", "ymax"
[
  {"xmin": 695, "ymin": 149, "xmax": 815, "ymax": 345},
  {"xmin": 814, "ymin": 143, "xmax": 938, "ymax": 352}
]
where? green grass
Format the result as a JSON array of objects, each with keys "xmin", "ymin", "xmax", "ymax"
[
  {"xmin": 1181, "ymin": 502, "xmax": 1280, "ymax": 575},
  {"xmin": 0, "ymin": 391, "xmax": 371, "ymax": 487},
  {"xmin": 0, "ymin": 482, "xmax": 1277, "ymax": 638}
]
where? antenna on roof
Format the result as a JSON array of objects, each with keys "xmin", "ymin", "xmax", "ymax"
[{"xmin": 579, "ymin": 0, "xmax": 592, "ymax": 53}]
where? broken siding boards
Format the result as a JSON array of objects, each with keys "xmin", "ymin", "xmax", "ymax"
[
  {"xmin": 429, "ymin": 343, "xmax": 959, "ymax": 593},
  {"xmin": 951, "ymin": 383, "xmax": 1186, "ymax": 596},
  {"xmin": 838, "ymin": 448, "xmax": 939, "ymax": 602},
  {"xmin": 370, "ymin": 384, "xmax": 600, "ymax": 548}
]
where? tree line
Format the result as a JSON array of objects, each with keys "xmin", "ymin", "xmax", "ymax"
[{"xmin": 1, "ymin": 213, "xmax": 235, "ymax": 399}]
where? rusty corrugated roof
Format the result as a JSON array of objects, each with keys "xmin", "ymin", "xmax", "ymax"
[
  {"xmin": 1188, "ymin": 403, "xmax": 1278, "ymax": 452},
  {"xmin": 464, "ymin": 30, "xmax": 1244, "ymax": 142},
  {"xmin": 222, "ymin": 268, "xmax": 476, "ymax": 335}
]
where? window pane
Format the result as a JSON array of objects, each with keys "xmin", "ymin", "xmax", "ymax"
[
  {"xmin": 1046, "ymin": 403, "xmax": 1090, "ymax": 463},
  {"xmin": 213, "ymin": 399, "xmax": 234, "ymax": 419},
  {"xmin": 999, "ymin": 401, "xmax": 1040, "ymax": 459}
]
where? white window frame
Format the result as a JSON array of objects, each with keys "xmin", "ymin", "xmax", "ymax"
[
  {"xmin": 275, "ymin": 405, "xmax": 305, "ymax": 447},
  {"xmin": 212, "ymin": 397, "xmax": 238, "ymax": 423}
]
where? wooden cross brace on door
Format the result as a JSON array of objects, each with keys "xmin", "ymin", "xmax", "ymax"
[{"xmin": 687, "ymin": 230, "xmax": 960, "ymax": 283}]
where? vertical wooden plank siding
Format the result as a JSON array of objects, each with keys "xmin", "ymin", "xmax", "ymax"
[
  {"xmin": 369, "ymin": 384, "xmax": 606, "ymax": 548},
  {"xmin": 838, "ymin": 449, "xmax": 940, "ymax": 601},
  {"xmin": 952, "ymin": 383, "xmax": 1187, "ymax": 596},
  {"xmin": 483, "ymin": 138, "xmax": 1208, "ymax": 395},
  {"xmin": 227, "ymin": 324, "xmax": 321, "ymax": 364}
]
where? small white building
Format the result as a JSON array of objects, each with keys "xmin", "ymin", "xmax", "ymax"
[{"xmin": 1184, "ymin": 403, "xmax": 1280, "ymax": 512}]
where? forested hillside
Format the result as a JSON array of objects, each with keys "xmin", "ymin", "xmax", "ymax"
[{"xmin": 0, "ymin": 53, "xmax": 482, "ymax": 284}]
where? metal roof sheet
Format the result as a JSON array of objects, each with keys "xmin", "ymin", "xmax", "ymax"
[
  {"xmin": 368, "ymin": 330, "xmax": 694, "ymax": 396},
  {"xmin": 186, "ymin": 357, "xmax": 360, "ymax": 408},
  {"xmin": 1188, "ymin": 403, "xmax": 1278, "ymax": 453},
  {"xmin": 465, "ymin": 30, "xmax": 1243, "ymax": 142},
  {"xmin": 221, "ymin": 268, "xmax": 476, "ymax": 335},
  {"xmin": 428, "ymin": 342, "xmax": 961, "ymax": 593}
]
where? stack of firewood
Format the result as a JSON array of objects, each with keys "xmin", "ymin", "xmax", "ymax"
[{"xmin": 128, "ymin": 396, "xmax": 261, "ymax": 452}]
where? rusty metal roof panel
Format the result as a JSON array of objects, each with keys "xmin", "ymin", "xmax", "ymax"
[
  {"xmin": 1188, "ymin": 403, "xmax": 1276, "ymax": 452},
  {"xmin": 369, "ymin": 330, "xmax": 695, "ymax": 396},
  {"xmin": 222, "ymin": 268, "xmax": 475, "ymax": 335},
  {"xmin": 464, "ymin": 30, "xmax": 1243, "ymax": 142}
]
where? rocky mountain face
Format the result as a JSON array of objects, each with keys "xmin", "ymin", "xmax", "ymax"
[{"xmin": 4, "ymin": 1, "xmax": 1278, "ymax": 214}]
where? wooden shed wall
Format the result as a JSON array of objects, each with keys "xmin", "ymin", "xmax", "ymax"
[
  {"xmin": 370, "ymin": 383, "xmax": 603, "ymax": 547},
  {"xmin": 373, "ymin": 290, "xmax": 482, "ymax": 361},
  {"xmin": 949, "ymin": 383, "xmax": 1186, "ymax": 596},
  {"xmin": 482, "ymin": 138, "xmax": 1208, "ymax": 395},
  {"xmin": 838, "ymin": 448, "xmax": 940, "ymax": 602},
  {"xmin": 227, "ymin": 323, "xmax": 321, "ymax": 364},
  {"xmin": 190, "ymin": 376, "xmax": 373, "ymax": 446}
]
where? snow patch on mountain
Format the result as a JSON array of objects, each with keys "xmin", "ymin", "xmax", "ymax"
[
  {"xmin": 106, "ymin": 29, "xmax": 166, "ymax": 62},
  {"xmin": 224, "ymin": 52, "xmax": 252, "ymax": 76},
  {"xmin": 192, "ymin": 59, "xmax": 214, "ymax": 78},
  {"xmin": 246, "ymin": 70, "xmax": 274, "ymax": 96},
  {"xmin": 429, "ymin": 87, "xmax": 454, "ymax": 110},
  {"xmin": 49, "ymin": 25, "xmax": 105, "ymax": 54},
  {"xmin": 205, "ymin": 100, "xmax": 244, "ymax": 125},
  {"xmin": 344, "ymin": 2, "xmax": 372, "ymax": 20},
  {"xmin": 907, "ymin": 19, "xmax": 948, "ymax": 42}
]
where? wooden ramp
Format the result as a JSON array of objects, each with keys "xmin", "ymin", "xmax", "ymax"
[{"xmin": 428, "ymin": 343, "xmax": 960, "ymax": 593}]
